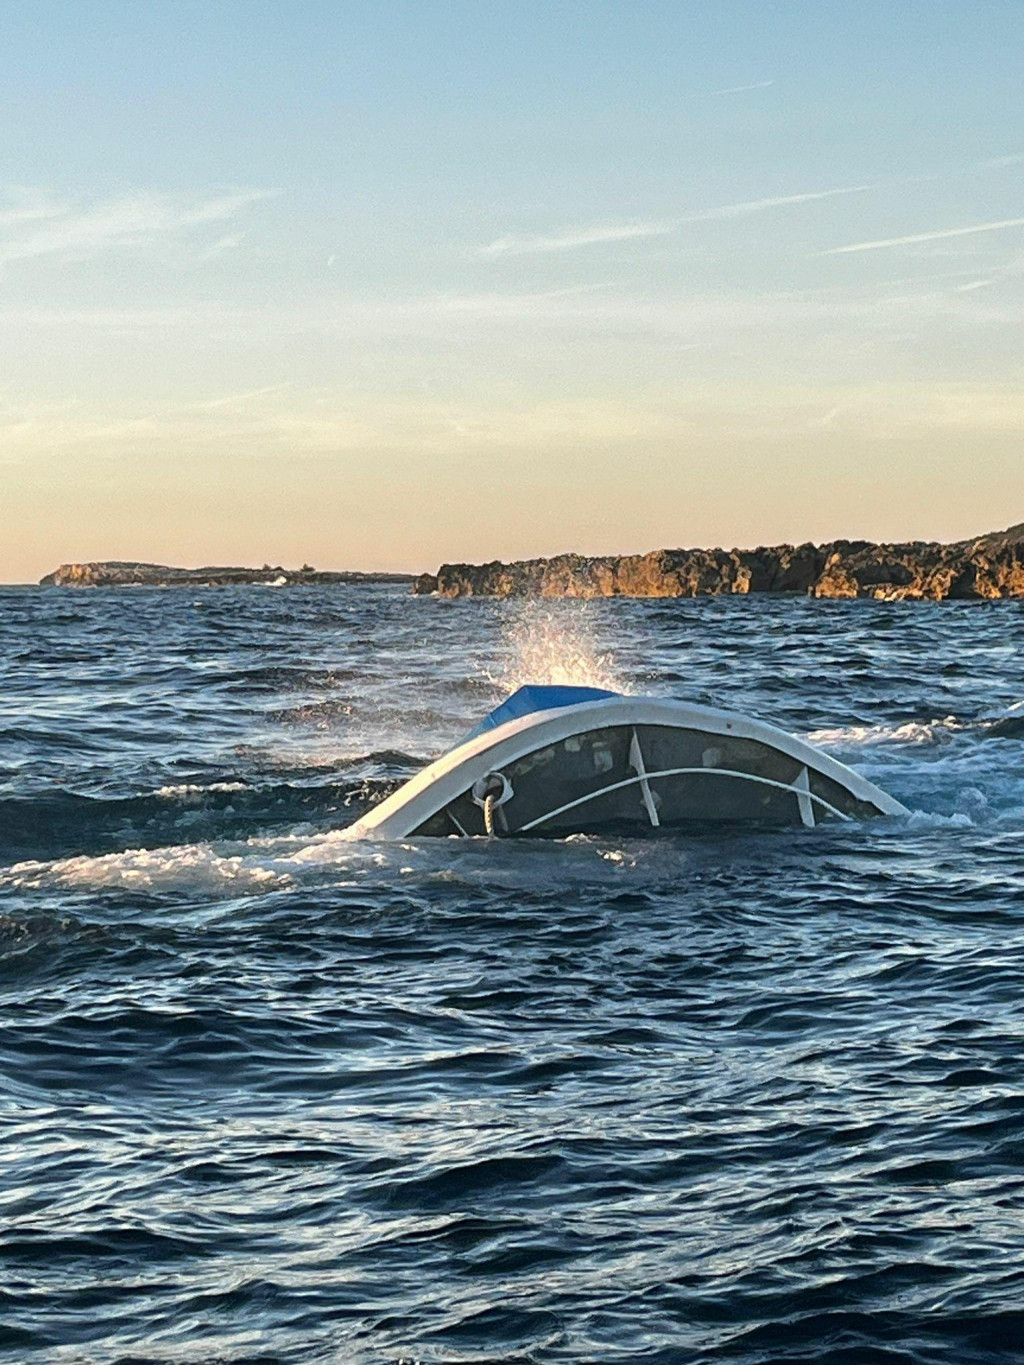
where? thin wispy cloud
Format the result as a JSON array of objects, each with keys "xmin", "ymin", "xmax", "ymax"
[
  {"xmin": 179, "ymin": 192, "xmax": 275, "ymax": 225},
  {"xmin": 197, "ymin": 234, "xmax": 241, "ymax": 261},
  {"xmin": 3, "ymin": 305, "xmax": 215, "ymax": 330},
  {"xmin": 708, "ymin": 80, "xmax": 774, "ymax": 95},
  {"xmin": 441, "ymin": 282, "xmax": 622, "ymax": 314},
  {"xmin": 480, "ymin": 184, "xmax": 870, "ymax": 258},
  {"xmin": 682, "ymin": 185, "xmax": 869, "ymax": 222},
  {"xmin": 0, "ymin": 188, "xmax": 278, "ymax": 266},
  {"xmin": 823, "ymin": 216, "xmax": 1024, "ymax": 255},
  {"xmin": 193, "ymin": 383, "xmax": 293, "ymax": 411},
  {"xmin": 479, "ymin": 220, "xmax": 675, "ymax": 258},
  {"xmin": 977, "ymin": 154, "xmax": 1024, "ymax": 170},
  {"xmin": 0, "ymin": 189, "xmax": 63, "ymax": 230}
]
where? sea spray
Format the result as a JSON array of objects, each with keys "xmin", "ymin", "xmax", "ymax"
[{"xmin": 483, "ymin": 599, "xmax": 628, "ymax": 697}]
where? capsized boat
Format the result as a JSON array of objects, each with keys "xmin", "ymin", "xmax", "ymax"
[{"xmin": 346, "ymin": 685, "xmax": 908, "ymax": 839}]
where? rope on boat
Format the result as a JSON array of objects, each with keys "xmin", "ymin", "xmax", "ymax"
[{"xmin": 473, "ymin": 771, "xmax": 513, "ymax": 837}]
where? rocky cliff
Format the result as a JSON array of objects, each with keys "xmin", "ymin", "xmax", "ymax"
[
  {"xmin": 41, "ymin": 562, "xmax": 414, "ymax": 588},
  {"xmin": 414, "ymin": 525, "xmax": 1024, "ymax": 601}
]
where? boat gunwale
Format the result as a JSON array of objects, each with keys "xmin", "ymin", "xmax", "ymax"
[{"xmin": 346, "ymin": 695, "xmax": 909, "ymax": 839}]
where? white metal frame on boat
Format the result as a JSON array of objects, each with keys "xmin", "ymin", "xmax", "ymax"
[{"xmin": 345, "ymin": 696, "xmax": 908, "ymax": 840}]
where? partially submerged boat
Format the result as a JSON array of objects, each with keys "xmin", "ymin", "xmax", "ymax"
[{"xmin": 346, "ymin": 685, "xmax": 908, "ymax": 840}]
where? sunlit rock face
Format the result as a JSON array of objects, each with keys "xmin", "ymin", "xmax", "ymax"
[
  {"xmin": 414, "ymin": 526, "xmax": 1024, "ymax": 600},
  {"xmin": 40, "ymin": 562, "xmax": 415, "ymax": 588}
]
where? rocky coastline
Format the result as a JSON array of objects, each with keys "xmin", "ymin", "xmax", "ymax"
[
  {"xmin": 414, "ymin": 525, "xmax": 1024, "ymax": 601},
  {"xmin": 41, "ymin": 562, "xmax": 414, "ymax": 588}
]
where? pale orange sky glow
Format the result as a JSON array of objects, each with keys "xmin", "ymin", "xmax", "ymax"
[{"xmin": 4, "ymin": 4, "xmax": 1024, "ymax": 581}]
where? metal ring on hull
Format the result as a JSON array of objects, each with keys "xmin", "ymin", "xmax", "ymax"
[{"xmin": 472, "ymin": 771, "xmax": 513, "ymax": 837}]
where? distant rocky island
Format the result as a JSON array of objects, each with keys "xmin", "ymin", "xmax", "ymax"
[
  {"xmin": 414, "ymin": 524, "xmax": 1024, "ymax": 601},
  {"xmin": 41, "ymin": 562, "xmax": 414, "ymax": 588}
]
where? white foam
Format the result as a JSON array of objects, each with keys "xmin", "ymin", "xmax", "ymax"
[
  {"xmin": 4, "ymin": 778, "xmax": 1014, "ymax": 900},
  {"xmin": 4, "ymin": 843, "xmax": 293, "ymax": 894},
  {"xmin": 600, "ymin": 848, "xmax": 638, "ymax": 866},
  {"xmin": 155, "ymin": 781, "xmax": 249, "ymax": 798},
  {"xmin": 903, "ymin": 808, "xmax": 976, "ymax": 829},
  {"xmin": 806, "ymin": 717, "xmax": 964, "ymax": 747}
]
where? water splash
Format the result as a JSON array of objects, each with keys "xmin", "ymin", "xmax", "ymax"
[{"xmin": 484, "ymin": 600, "xmax": 628, "ymax": 696}]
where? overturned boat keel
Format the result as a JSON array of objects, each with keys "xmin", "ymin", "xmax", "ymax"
[{"xmin": 346, "ymin": 686, "xmax": 908, "ymax": 840}]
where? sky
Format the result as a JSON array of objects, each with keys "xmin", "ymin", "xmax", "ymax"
[{"xmin": 2, "ymin": 0, "xmax": 1024, "ymax": 581}]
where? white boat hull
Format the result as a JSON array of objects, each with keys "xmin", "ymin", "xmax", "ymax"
[{"xmin": 346, "ymin": 695, "xmax": 907, "ymax": 840}]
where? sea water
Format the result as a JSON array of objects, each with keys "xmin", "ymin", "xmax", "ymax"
[{"xmin": 2, "ymin": 583, "xmax": 1024, "ymax": 1363}]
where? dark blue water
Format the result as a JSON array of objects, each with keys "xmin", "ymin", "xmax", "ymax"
[{"xmin": 3, "ymin": 584, "xmax": 1024, "ymax": 1364}]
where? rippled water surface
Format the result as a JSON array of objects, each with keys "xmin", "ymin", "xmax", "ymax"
[{"xmin": 3, "ymin": 584, "xmax": 1024, "ymax": 1363}]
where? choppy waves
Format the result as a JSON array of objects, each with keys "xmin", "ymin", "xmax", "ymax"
[{"xmin": 3, "ymin": 586, "xmax": 1024, "ymax": 1363}]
